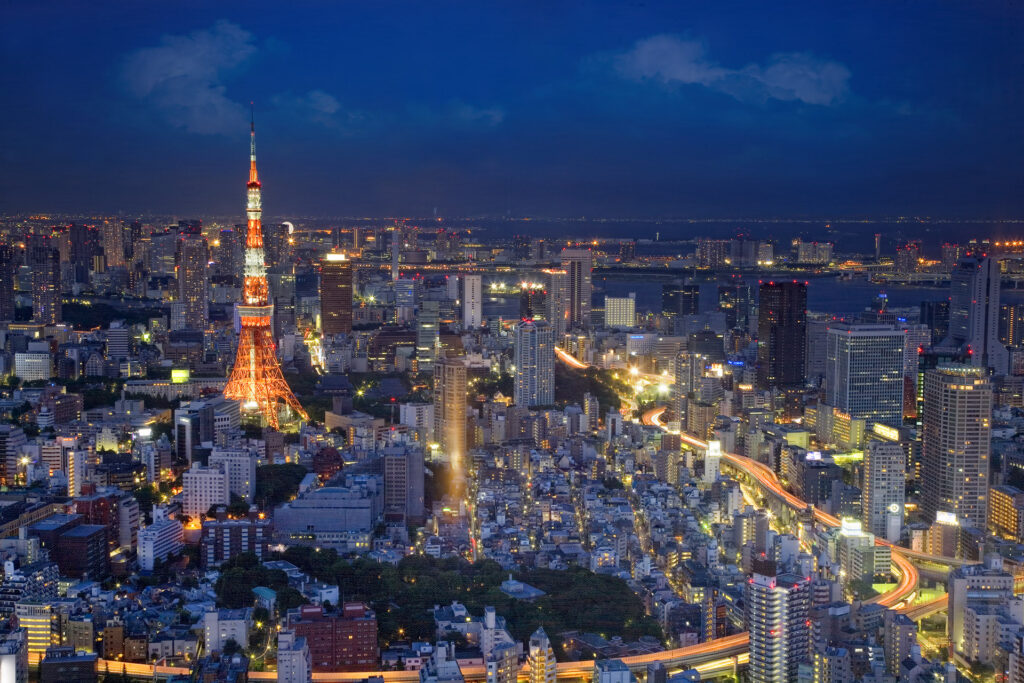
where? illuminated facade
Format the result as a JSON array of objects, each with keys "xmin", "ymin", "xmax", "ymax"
[
  {"xmin": 223, "ymin": 117, "xmax": 308, "ymax": 429},
  {"xmin": 921, "ymin": 365, "xmax": 991, "ymax": 530},
  {"xmin": 319, "ymin": 253, "xmax": 353, "ymax": 336}
]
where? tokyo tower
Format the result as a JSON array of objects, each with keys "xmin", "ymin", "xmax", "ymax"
[{"xmin": 223, "ymin": 114, "xmax": 308, "ymax": 429}]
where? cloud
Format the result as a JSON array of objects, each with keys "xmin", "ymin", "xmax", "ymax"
[
  {"xmin": 122, "ymin": 20, "xmax": 256, "ymax": 135},
  {"xmin": 615, "ymin": 34, "xmax": 850, "ymax": 106},
  {"xmin": 451, "ymin": 102, "xmax": 505, "ymax": 127}
]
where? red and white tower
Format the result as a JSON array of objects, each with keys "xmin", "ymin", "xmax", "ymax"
[{"xmin": 224, "ymin": 114, "xmax": 308, "ymax": 429}]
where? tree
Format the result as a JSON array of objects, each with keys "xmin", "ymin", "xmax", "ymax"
[{"xmin": 223, "ymin": 639, "xmax": 241, "ymax": 656}]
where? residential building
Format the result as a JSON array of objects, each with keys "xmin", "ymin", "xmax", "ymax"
[
  {"xmin": 561, "ymin": 249, "xmax": 592, "ymax": 330},
  {"xmin": 862, "ymin": 440, "xmax": 905, "ymax": 541},
  {"xmin": 745, "ymin": 558, "xmax": 809, "ymax": 683},
  {"xmin": 277, "ymin": 630, "xmax": 312, "ymax": 683},
  {"xmin": 514, "ymin": 320, "xmax": 554, "ymax": 408},
  {"xmin": 182, "ymin": 462, "xmax": 230, "ymax": 518},
  {"xmin": 287, "ymin": 603, "xmax": 379, "ymax": 672}
]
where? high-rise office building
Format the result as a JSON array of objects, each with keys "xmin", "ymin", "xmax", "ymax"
[
  {"xmin": 862, "ymin": 440, "xmax": 905, "ymax": 541},
  {"xmin": 942, "ymin": 257, "xmax": 1008, "ymax": 374},
  {"xmin": 756, "ymin": 281, "xmax": 807, "ymax": 390},
  {"xmin": 604, "ymin": 294, "xmax": 635, "ymax": 328},
  {"xmin": 320, "ymin": 253, "xmax": 353, "ymax": 336},
  {"xmin": 29, "ymin": 236, "xmax": 61, "ymax": 326},
  {"xmin": 543, "ymin": 268, "xmax": 569, "ymax": 338},
  {"xmin": 519, "ymin": 282, "xmax": 546, "ymax": 320},
  {"xmin": 921, "ymin": 366, "xmax": 992, "ymax": 529},
  {"xmin": 920, "ymin": 300, "xmax": 950, "ymax": 346},
  {"xmin": 461, "ymin": 274, "xmax": 482, "ymax": 329},
  {"xmin": 824, "ymin": 323, "xmax": 905, "ymax": 425},
  {"xmin": 416, "ymin": 301, "xmax": 440, "ymax": 372},
  {"xmin": 434, "ymin": 358, "xmax": 467, "ymax": 472},
  {"xmin": 561, "ymin": 249, "xmax": 592, "ymax": 330},
  {"xmin": 175, "ymin": 230, "xmax": 210, "ymax": 331},
  {"xmin": 718, "ymin": 283, "xmax": 751, "ymax": 329},
  {"xmin": 0, "ymin": 242, "xmax": 16, "ymax": 321},
  {"xmin": 514, "ymin": 320, "xmax": 554, "ymax": 408},
  {"xmin": 663, "ymin": 283, "xmax": 700, "ymax": 319},
  {"xmin": 1000, "ymin": 303, "xmax": 1024, "ymax": 348},
  {"xmin": 745, "ymin": 558, "xmax": 810, "ymax": 683}
]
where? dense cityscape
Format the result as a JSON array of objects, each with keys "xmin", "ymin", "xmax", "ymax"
[{"xmin": 2, "ymin": 3, "xmax": 1023, "ymax": 683}]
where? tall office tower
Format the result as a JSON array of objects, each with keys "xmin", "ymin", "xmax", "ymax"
[
  {"xmin": 756, "ymin": 281, "xmax": 807, "ymax": 390},
  {"xmin": 1000, "ymin": 303, "xmax": 1024, "ymax": 348},
  {"xmin": 391, "ymin": 231, "xmax": 400, "ymax": 281},
  {"xmin": 263, "ymin": 222, "xmax": 291, "ymax": 269},
  {"xmin": 434, "ymin": 358, "xmax": 467, "ymax": 474},
  {"xmin": 618, "ymin": 239, "xmax": 636, "ymax": 262},
  {"xmin": 416, "ymin": 301, "xmax": 440, "ymax": 372},
  {"xmin": 125, "ymin": 220, "xmax": 143, "ymax": 260},
  {"xmin": 267, "ymin": 269, "xmax": 296, "ymax": 341},
  {"xmin": 102, "ymin": 219, "xmax": 125, "ymax": 268},
  {"xmin": 824, "ymin": 323, "xmax": 905, "ymax": 425},
  {"xmin": 543, "ymin": 268, "xmax": 569, "ymax": 337},
  {"xmin": 319, "ymin": 253, "xmax": 353, "ymax": 336},
  {"xmin": 561, "ymin": 249, "xmax": 592, "ymax": 330},
  {"xmin": 920, "ymin": 300, "xmax": 950, "ymax": 345},
  {"xmin": 942, "ymin": 256, "xmax": 1008, "ymax": 374},
  {"xmin": 718, "ymin": 283, "xmax": 751, "ymax": 329},
  {"xmin": 874, "ymin": 233, "xmax": 882, "ymax": 260},
  {"xmin": 175, "ymin": 229, "xmax": 210, "ymax": 331},
  {"xmin": 461, "ymin": 274, "xmax": 482, "ymax": 329},
  {"xmin": 514, "ymin": 320, "xmax": 554, "ymax": 407},
  {"xmin": 941, "ymin": 243, "xmax": 966, "ymax": 271},
  {"xmin": 0, "ymin": 242, "xmax": 15, "ymax": 321},
  {"xmin": 68, "ymin": 223, "xmax": 100, "ymax": 282},
  {"xmin": 29, "ymin": 236, "xmax": 61, "ymax": 326},
  {"xmin": 862, "ymin": 440, "xmax": 906, "ymax": 541},
  {"xmin": 663, "ymin": 283, "xmax": 700, "ymax": 319},
  {"xmin": 604, "ymin": 294, "xmax": 635, "ymax": 328},
  {"xmin": 519, "ymin": 282, "xmax": 546, "ymax": 319},
  {"xmin": 223, "ymin": 116, "xmax": 308, "ymax": 430},
  {"xmin": 921, "ymin": 366, "xmax": 992, "ymax": 529},
  {"xmin": 383, "ymin": 448, "xmax": 425, "ymax": 524},
  {"xmin": 527, "ymin": 627, "xmax": 556, "ymax": 683},
  {"xmin": 745, "ymin": 558, "xmax": 810, "ymax": 683}
]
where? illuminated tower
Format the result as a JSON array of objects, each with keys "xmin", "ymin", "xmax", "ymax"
[{"xmin": 223, "ymin": 115, "xmax": 308, "ymax": 429}]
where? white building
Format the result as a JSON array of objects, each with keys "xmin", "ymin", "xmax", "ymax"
[
  {"xmin": 462, "ymin": 274, "xmax": 482, "ymax": 329},
  {"xmin": 604, "ymin": 294, "xmax": 635, "ymax": 329},
  {"xmin": 182, "ymin": 462, "xmax": 229, "ymax": 518},
  {"xmin": 209, "ymin": 448, "xmax": 257, "ymax": 501},
  {"xmin": 862, "ymin": 440, "xmax": 905, "ymax": 541},
  {"xmin": 825, "ymin": 323, "xmax": 906, "ymax": 426},
  {"xmin": 203, "ymin": 608, "xmax": 252, "ymax": 653},
  {"xmin": 514, "ymin": 320, "xmax": 554, "ymax": 408},
  {"xmin": 277, "ymin": 630, "xmax": 312, "ymax": 683},
  {"xmin": 138, "ymin": 508, "xmax": 184, "ymax": 571},
  {"xmin": 13, "ymin": 353, "xmax": 51, "ymax": 382}
]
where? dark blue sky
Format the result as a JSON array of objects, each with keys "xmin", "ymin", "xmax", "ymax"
[{"xmin": 1, "ymin": 1, "xmax": 1022, "ymax": 218}]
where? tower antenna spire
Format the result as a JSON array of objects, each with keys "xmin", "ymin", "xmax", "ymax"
[{"xmin": 249, "ymin": 101, "xmax": 256, "ymax": 160}]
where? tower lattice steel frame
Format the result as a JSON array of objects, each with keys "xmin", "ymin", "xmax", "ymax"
[{"xmin": 223, "ymin": 114, "xmax": 308, "ymax": 429}]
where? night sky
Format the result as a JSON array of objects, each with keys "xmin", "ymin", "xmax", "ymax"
[{"xmin": 1, "ymin": 1, "xmax": 1022, "ymax": 219}]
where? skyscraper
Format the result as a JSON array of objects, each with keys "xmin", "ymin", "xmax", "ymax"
[
  {"xmin": 756, "ymin": 281, "xmax": 807, "ymax": 390},
  {"xmin": 942, "ymin": 256, "xmax": 1008, "ymax": 373},
  {"xmin": 542, "ymin": 268, "xmax": 569, "ymax": 338},
  {"xmin": 604, "ymin": 294, "xmax": 635, "ymax": 328},
  {"xmin": 561, "ymin": 249, "xmax": 592, "ymax": 330},
  {"xmin": 663, "ymin": 283, "xmax": 700, "ymax": 319},
  {"xmin": 514, "ymin": 320, "xmax": 554, "ymax": 407},
  {"xmin": 434, "ymin": 357, "xmax": 467, "ymax": 473},
  {"xmin": 29, "ymin": 235, "xmax": 61, "ymax": 326},
  {"xmin": 102, "ymin": 219, "xmax": 125, "ymax": 268},
  {"xmin": 175, "ymin": 229, "xmax": 210, "ymax": 331},
  {"xmin": 824, "ymin": 323, "xmax": 905, "ymax": 425},
  {"xmin": 461, "ymin": 274, "xmax": 482, "ymax": 329},
  {"xmin": 862, "ymin": 440, "xmax": 905, "ymax": 541},
  {"xmin": 416, "ymin": 301, "xmax": 440, "ymax": 372},
  {"xmin": 921, "ymin": 365, "xmax": 991, "ymax": 529},
  {"xmin": 319, "ymin": 253, "xmax": 353, "ymax": 336},
  {"xmin": 0, "ymin": 242, "xmax": 16, "ymax": 322},
  {"xmin": 745, "ymin": 558, "xmax": 810, "ymax": 683},
  {"xmin": 718, "ymin": 283, "xmax": 751, "ymax": 329}
]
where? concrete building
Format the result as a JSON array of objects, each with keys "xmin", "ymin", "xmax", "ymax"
[
  {"xmin": 514, "ymin": 320, "xmax": 554, "ymax": 408},
  {"xmin": 941, "ymin": 256, "xmax": 1009, "ymax": 374},
  {"xmin": 461, "ymin": 274, "xmax": 482, "ymax": 329},
  {"xmin": 921, "ymin": 365, "xmax": 992, "ymax": 530},
  {"xmin": 286, "ymin": 603, "xmax": 378, "ymax": 672},
  {"xmin": 138, "ymin": 508, "xmax": 183, "ymax": 571},
  {"xmin": 745, "ymin": 558, "xmax": 809, "ymax": 683},
  {"xmin": 182, "ymin": 462, "xmax": 230, "ymax": 518},
  {"xmin": 277, "ymin": 630, "xmax": 312, "ymax": 683},
  {"xmin": 203, "ymin": 608, "xmax": 252, "ymax": 653},
  {"xmin": 175, "ymin": 230, "xmax": 209, "ymax": 331},
  {"xmin": 208, "ymin": 447, "xmax": 257, "ymax": 501},
  {"xmin": 320, "ymin": 253, "xmax": 353, "ymax": 336},
  {"xmin": 825, "ymin": 323, "xmax": 906, "ymax": 425},
  {"xmin": 947, "ymin": 561, "xmax": 1014, "ymax": 660},
  {"xmin": 434, "ymin": 358, "xmax": 467, "ymax": 470},
  {"xmin": 862, "ymin": 440, "xmax": 906, "ymax": 541},
  {"xmin": 604, "ymin": 295, "xmax": 635, "ymax": 329},
  {"xmin": 561, "ymin": 249, "xmax": 592, "ymax": 331},
  {"xmin": 527, "ymin": 627, "xmax": 556, "ymax": 683},
  {"xmin": 756, "ymin": 281, "xmax": 807, "ymax": 391}
]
